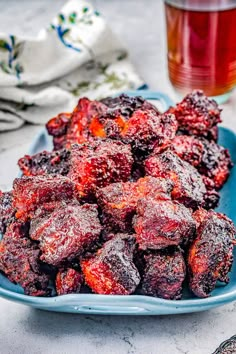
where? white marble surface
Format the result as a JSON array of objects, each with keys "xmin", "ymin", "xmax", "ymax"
[{"xmin": 0, "ymin": 1, "xmax": 236, "ymax": 353}]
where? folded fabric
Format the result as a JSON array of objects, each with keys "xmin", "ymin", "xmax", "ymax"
[{"xmin": 0, "ymin": 0, "xmax": 145, "ymax": 131}]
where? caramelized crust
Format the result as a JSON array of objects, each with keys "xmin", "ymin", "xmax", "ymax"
[
  {"xmin": 18, "ymin": 149, "xmax": 70, "ymax": 177},
  {"xmin": 171, "ymin": 135, "xmax": 232, "ymax": 190},
  {"xmin": 141, "ymin": 249, "xmax": 186, "ymax": 300},
  {"xmin": 31, "ymin": 203, "xmax": 102, "ymax": 266},
  {"xmin": 121, "ymin": 110, "xmax": 177, "ymax": 155},
  {"xmin": 46, "ymin": 113, "xmax": 71, "ymax": 137},
  {"xmin": 81, "ymin": 235, "xmax": 140, "ymax": 295},
  {"xmin": 168, "ymin": 90, "xmax": 221, "ymax": 139},
  {"xmin": 97, "ymin": 176, "xmax": 173, "ymax": 232},
  {"xmin": 56, "ymin": 268, "xmax": 83, "ymax": 295},
  {"xmin": 188, "ymin": 210, "xmax": 235, "ymax": 297},
  {"xmin": 13, "ymin": 175, "xmax": 75, "ymax": 221},
  {"xmin": 68, "ymin": 140, "xmax": 133, "ymax": 199},
  {"xmin": 133, "ymin": 198, "xmax": 196, "ymax": 250},
  {"xmin": 47, "ymin": 95, "xmax": 177, "ymax": 155},
  {"xmin": 0, "ymin": 222, "xmax": 50, "ymax": 296},
  {"xmin": 145, "ymin": 150, "xmax": 206, "ymax": 209}
]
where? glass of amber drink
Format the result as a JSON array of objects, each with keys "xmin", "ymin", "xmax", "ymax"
[{"xmin": 164, "ymin": 0, "xmax": 236, "ymax": 103}]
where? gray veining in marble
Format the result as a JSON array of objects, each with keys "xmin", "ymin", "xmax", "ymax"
[{"xmin": 0, "ymin": 1, "xmax": 236, "ymax": 353}]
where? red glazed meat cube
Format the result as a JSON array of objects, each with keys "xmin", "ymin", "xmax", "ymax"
[
  {"xmin": 68, "ymin": 139, "xmax": 133, "ymax": 198},
  {"xmin": 145, "ymin": 150, "xmax": 207, "ymax": 209},
  {"xmin": 133, "ymin": 198, "xmax": 196, "ymax": 250},
  {"xmin": 13, "ymin": 175, "xmax": 75, "ymax": 221},
  {"xmin": 0, "ymin": 222, "xmax": 50, "ymax": 296},
  {"xmin": 30, "ymin": 203, "xmax": 102, "ymax": 266},
  {"xmin": 18, "ymin": 149, "xmax": 71, "ymax": 177},
  {"xmin": 81, "ymin": 234, "xmax": 140, "ymax": 295},
  {"xmin": 168, "ymin": 90, "xmax": 221, "ymax": 140},
  {"xmin": 141, "ymin": 250, "xmax": 186, "ymax": 300},
  {"xmin": 188, "ymin": 210, "xmax": 235, "ymax": 298},
  {"xmin": 97, "ymin": 176, "xmax": 173, "ymax": 232}
]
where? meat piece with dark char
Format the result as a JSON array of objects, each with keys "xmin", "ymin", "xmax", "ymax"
[
  {"xmin": 66, "ymin": 95, "xmax": 161, "ymax": 146},
  {"xmin": 167, "ymin": 90, "xmax": 221, "ymax": 140},
  {"xmin": 0, "ymin": 191, "xmax": 15, "ymax": 234},
  {"xmin": 56, "ymin": 268, "xmax": 83, "ymax": 295},
  {"xmin": 171, "ymin": 135, "xmax": 232, "ymax": 190},
  {"xmin": 199, "ymin": 139, "xmax": 233, "ymax": 189},
  {"xmin": 145, "ymin": 150, "xmax": 207, "ymax": 209},
  {"xmin": 81, "ymin": 234, "xmax": 140, "ymax": 295},
  {"xmin": 101, "ymin": 94, "xmax": 152, "ymax": 118},
  {"xmin": 18, "ymin": 149, "xmax": 71, "ymax": 177},
  {"xmin": 46, "ymin": 112, "xmax": 71, "ymax": 137},
  {"xmin": 30, "ymin": 203, "xmax": 102, "ymax": 266},
  {"xmin": 171, "ymin": 135, "xmax": 204, "ymax": 167},
  {"xmin": 46, "ymin": 112, "xmax": 71, "ymax": 150},
  {"xmin": 188, "ymin": 210, "xmax": 235, "ymax": 298},
  {"xmin": 133, "ymin": 198, "xmax": 196, "ymax": 250},
  {"xmin": 120, "ymin": 109, "xmax": 177, "ymax": 155},
  {"xmin": 65, "ymin": 98, "xmax": 108, "ymax": 147},
  {"xmin": 141, "ymin": 249, "xmax": 186, "ymax": 300},
  {"xmin": 13, "ymin": 175, "xmax": 75, "ymax": 221},
  {"xmin": 68, "ymin": 139, "xmax": 133, "ymax": 199},
  {"xmin": 45, "ymin": 94, "xmax": 177, "ymax": 155},
  {"xmin": 0, "ymin": 222, "xmax": 50, "ymax": 296},
  {"xmin": 97, "ymin": 176, "xmax": 173, "ymax": 233},
  {"xmin": 29, "ymin": 200, "xmax": 76, "ymax": 241}
]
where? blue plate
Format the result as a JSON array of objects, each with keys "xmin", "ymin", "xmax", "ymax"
[{"xmin": 1, "ymin": 90, "xmax": 236, "ymax": 315}]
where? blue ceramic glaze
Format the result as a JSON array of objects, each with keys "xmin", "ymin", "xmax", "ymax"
[{"xmin": 1, "ymin": 90, "xmax": 236, "ymax": 315}]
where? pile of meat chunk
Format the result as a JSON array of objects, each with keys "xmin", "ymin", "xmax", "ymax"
[{"xmin": 0, "ymin": 90, "xmax": 235, "ymax": 299}]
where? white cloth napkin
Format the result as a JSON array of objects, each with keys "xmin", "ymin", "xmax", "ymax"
[{"xmin": 0, "ymin": 0, "xmax": 144, "ymax": 131}]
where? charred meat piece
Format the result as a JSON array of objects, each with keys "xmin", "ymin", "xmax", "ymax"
[
  {"xmin": 68, "ymin": 139, "xmax": 133, "ymax": 199},
  {"xmin": 81, "ymin": 234, "xmax": 140, "ymax": 295},
  {"xmin": 29, "ymin": 200, "xmax": 75, "ymax": 241},
  {"xmin": 171, "ymin": 135, "xmax": 232, "ymax": 190},
  {"xmin": 133, "ymin": 198, "xmax": 196, "ymax": 250},
  {"xmin": 199, "ymin": 139, "xmax": 233, "ymax": 189},
  {"xmin": 101, "ymin": 94, "xmax": 152, "ymax": 117},
  {"xmin": 145, "ymin": 150, "xmax": 206, "ymax": 209},
  {"xmin": 46, "ymin": 113, "xmax": 71, "ymax": 150},
  {"xmin": 30, "ymin": 203, "xmax": 101, "ymax": 266},
  {"xmin": 0, "ymin": 191, "xmax": 15, "ymax": 234},
  {"xmin": 120, "ymin": 109, "xmax": 177, "ymax": 155},
  {"xmin": 66, "ymin": 98, "xmax": 108, "ymax": 147},
  {"xmin": 18, "ymin": 149, "xmax": 71, "ymax": 177},
  {"xmin": 141, "ymin": 249, "xmax": 186, "ymax": 299},
  {"xmin": 13, "ymin": 175, "xmax": 75, "ymax": 221},
  {"xmin": 188, "ymin": 210, "xmax": 235, "ymax": 298},
  {"xmin": 46, "ymin": 95, "xmax": 177, "ymax": 153},
  {"xmin": 0, "ymin": 222, "xmax": 50, "ymax": 296},
  {"xmin": 56, "ymin": 268, "xmax": 83, "ymax": 295},
  {"xmin": 97, "ymin": 176, "xmax": 173, "ymax": 233},
  {"xmin": 66, "ymin": 95, "xmax": 160, "ymax": 147},
  {"xmin": 168, "ymin": 90, "xmax": 221, "ymax": 139},
  {"xmin": 171, "ymin": 135, "xmax": 204, "ymax": 167},
  {"xmin": 46, "ymin": 112, "xmax": 71, "ymax": 137}
]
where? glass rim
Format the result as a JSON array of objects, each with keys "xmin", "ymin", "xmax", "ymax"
[{"xmin": 164, "ymin": 0, "xmax": 236, "ymax": 11}]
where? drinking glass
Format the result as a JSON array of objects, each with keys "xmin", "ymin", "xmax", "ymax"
[{"xmin": 164, "ymin": 0, "xmax": 236, "ymax": 103}]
